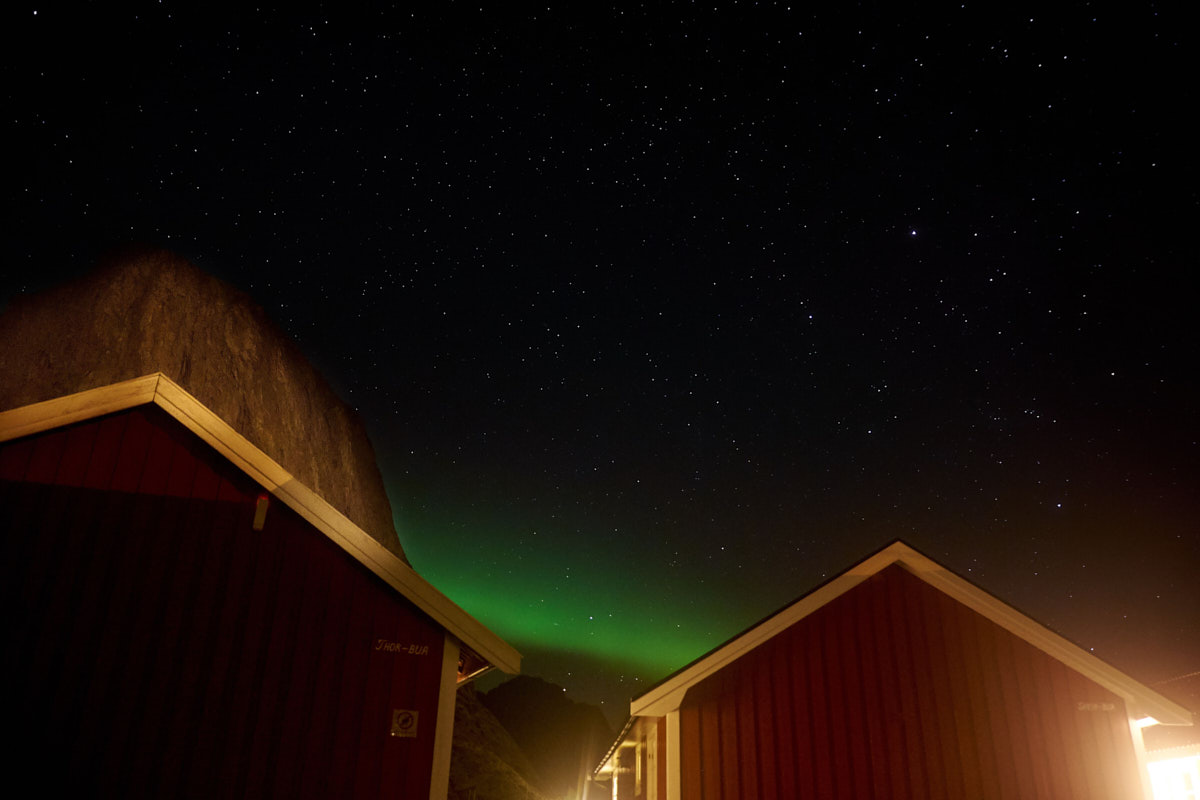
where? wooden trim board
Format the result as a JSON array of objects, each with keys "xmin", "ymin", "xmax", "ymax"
[{"xmin": 0, "ymin": 373, "xmax": 521, "ymax": 676}]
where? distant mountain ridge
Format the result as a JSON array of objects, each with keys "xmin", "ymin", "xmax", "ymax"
[
  {"xmin": 481, "ymin": 676, "xmax": 615, "ymax": 800},
  {"xmin": 448, "ymin": 676, "xmax": 616, "ymax": 800}
]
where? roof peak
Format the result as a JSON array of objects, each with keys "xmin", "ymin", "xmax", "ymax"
[
  {"xmin": 630, "ymin": 539, "xmax": 1190, "ymax": 727},
  {"xmin": 0, "ymin": 247, "xmax": 406, "ymax": 561}
]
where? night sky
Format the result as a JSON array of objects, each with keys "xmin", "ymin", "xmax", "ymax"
[{"xmin": 5, "ymin": 4, "xmax": 1197, "ymax": 724}]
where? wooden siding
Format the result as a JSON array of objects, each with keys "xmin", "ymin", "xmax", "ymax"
[
  {"xmin": 677, "ymin": 565, "xmax": 1144, "ymax": 800},
  {"xmin": 0, "ymin": 406, "xmax": 445, "ymax": 798}
]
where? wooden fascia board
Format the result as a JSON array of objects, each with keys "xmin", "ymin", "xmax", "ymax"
[
  {"xmin": 896, "ymin": 546, "xmax": 1192, "ymax": 727},
  {"xmin": 0, "ymin": 373, "xmax": 521, "ymax": 676},
  {"xmin": 631, "ymin": 567, "xmax": 874, "ymax": 717},
  {"xmin": 632, "ymin": 541, "xmax": 1191, "ymax": 727},
  {"xmin": 594, "ymin": 716, "xmax": 637, "ymax": 778},
  {"xmin": 0, "ymin": 373, "xmax": 160, "ymax": 442},
  {"xmin": 153, "ymin": 376, "xmax": 293, "ymax": 491},
  {"xmin": 156, "ymin": 376, "xmax": 520, "ymax": 672}
]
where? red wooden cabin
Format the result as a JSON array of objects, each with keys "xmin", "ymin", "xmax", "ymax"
[
  {"xmin": 595, "ymin": 541, "xmax": 1192, "ymax": 800},
  {"xmin": 0, "ymin": 374, "xmax": 519, "ymax": 798}
]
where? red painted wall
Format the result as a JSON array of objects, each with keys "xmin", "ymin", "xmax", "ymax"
[
  {"xmin": 677, "ymin": 565, "xmax": 1143, "ymax": 799},
  {"xmin": 0, "ymin": 406, "xmax": 444, "ymax": 798}
]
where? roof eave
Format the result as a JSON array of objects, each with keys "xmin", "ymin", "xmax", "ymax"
[
  {"xmin": 631, "ymin": 541, "xmax": 1190, "ymax": 726},
  {"xmin": 0, "ymin": 373, "xmax": 521, "ymax": 675}
]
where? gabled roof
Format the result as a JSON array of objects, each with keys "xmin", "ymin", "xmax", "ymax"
[
  {"xmin": 0, "ymin": 372, "xmax": 521, "ymax": 676},
  {"xmin": 630, "ymin": 540, "xmax": 1190, "ymax": 727},
  {"xmin": 0, "ymin": 248, "xmax": 407, "ymax": 563}
]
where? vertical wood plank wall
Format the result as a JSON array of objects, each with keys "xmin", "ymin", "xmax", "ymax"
[
  {"xmin": 0, "ymin": 406, "xmax": 444, "ymax": 799},
  {"xmin": 677, "ymin": 565, "xmax": 1144, "ymax": 799}
]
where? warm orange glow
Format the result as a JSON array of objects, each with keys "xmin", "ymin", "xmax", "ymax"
[{"xmin": 1148, "ymin": 755, "xmax": 1200, "ymax": 800}]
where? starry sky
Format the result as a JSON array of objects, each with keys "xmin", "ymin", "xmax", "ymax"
[{"xmin": 5, "ymin": 3, "xmax": 1197, "ymax": 724}]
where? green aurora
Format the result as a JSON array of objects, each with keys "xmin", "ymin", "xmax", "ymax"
[{"xmin": 395, "ymin": 505, "xmax": 757, "ymax": 683}]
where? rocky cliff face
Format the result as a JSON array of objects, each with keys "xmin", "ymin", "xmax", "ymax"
[
  {"xmin": 0, "ymin": 246, "xmax": 407, "ymax": 562},
  {"xmin": 450, "ymin": 684, "xmax": 552, "ymax": 800}
]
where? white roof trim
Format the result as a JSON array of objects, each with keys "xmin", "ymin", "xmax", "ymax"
[
  {"xmin": 631, "ymin": 541, "xmax": 1190, "ymax": 727},
  {"xmin": 0, "ymin": 373, "xmax": 521, "ymax": 675}
]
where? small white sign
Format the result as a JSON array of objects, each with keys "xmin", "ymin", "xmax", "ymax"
[{"xmin": 391, "ymin": 709, "xmax": 418, "ymax": 738}]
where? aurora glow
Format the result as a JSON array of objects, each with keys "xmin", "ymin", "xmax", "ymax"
[
  {"xmin": 395, "ymin": 501, "xmax": 756, "ymax": 681},
  {"xmin": 7, "ymin": 3, "xmax": 1198, "ymax": 725}
]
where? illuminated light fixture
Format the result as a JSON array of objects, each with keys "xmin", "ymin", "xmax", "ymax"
[
  {"xmin": 1148, "ymin": 755, "xmax": 1200, "ymax": 800},
  {"xmin": 253, "ymin": 493, "xmax": 270, "ymax": 531},
  {"xmin": 1133, "ymin": 715, "xmax": 1159, "ymax": 728}
]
